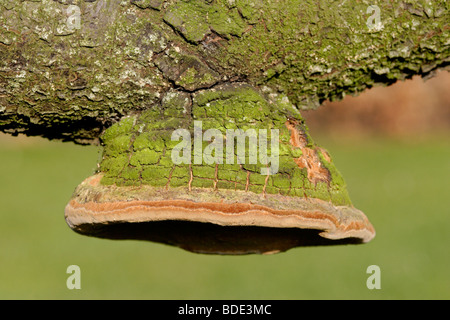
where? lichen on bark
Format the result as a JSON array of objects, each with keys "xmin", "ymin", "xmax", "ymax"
[{"xmin": 0, "ymin": 0, "xmax": 448, "ymax": 143}]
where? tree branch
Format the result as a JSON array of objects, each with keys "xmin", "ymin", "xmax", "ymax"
[{"xmin": 0, "ymin": 0, "xmax": 448, "ymax": 144}]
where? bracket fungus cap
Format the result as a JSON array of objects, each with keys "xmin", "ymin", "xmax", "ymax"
[
  {"xmin": 65, "ymin": 174, "xmax": 375, "ymax": 255},
  {"xmin": 65, "ymin": 84, "xmax": 375, "ymax": 255}
]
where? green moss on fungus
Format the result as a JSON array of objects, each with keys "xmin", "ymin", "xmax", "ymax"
[
  {"xmin": 101, "ymin": 117, "xmax": 136, "ymax": 143},
  {"xmin": 98, "ymin": 84, "xmax": 354, "ymax": 206},
  {"xmin": 130, "ymin": 149, "xmax": 160, "ymax": 166},
  {"xmin": 100, "ymin": 155, "xmax": 129, "ymax": 176}
]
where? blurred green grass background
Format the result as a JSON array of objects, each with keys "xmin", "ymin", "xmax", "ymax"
[{"xmin": 0, "ymin": 132, "xmax": 448, "ymax": 299}]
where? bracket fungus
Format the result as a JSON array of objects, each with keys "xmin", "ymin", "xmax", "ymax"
[{"xmin": 65, "ymin": 84, "xmax": 375, "ymax": 254}]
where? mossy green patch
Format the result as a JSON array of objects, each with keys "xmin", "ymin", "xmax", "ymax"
[
  {"xmin": 164, "ymin": 0, "xmax": 246, "ymax": 43},
  {"xmin": 100, "ymin": 155, "xmax": 129, "ymax": 176},
  {"xmin": 216, "ymin": 180, "xmax": 236, "ymax": 190},
  {"xmin": 133, "ymin": 133, "xmax": 154, "ymax": 151},
  {"xmin": 191, "ymin": 177, "xmax": 214, "ymax": 189},
  {"xmin": 101, "ymin": 117, "xmax": 136, "ymax": 143},
  {"xmin": 121, "ymin": 166, "xmax": 141, "ymax": 181},
  {"xmin": 330, "ymin": 187, "xmax": 352, "ymax": 206},
  {"xmin": 248, "ymin": 172, "xmax": 267, "ymax": 186},
  {"xmin": 192, "ymin": 165, "xmax": 216, "ymax": 179},
  {"xmin": 141, "ymin": 166, "xmax": 171, "ymax": 186},
  {"xmin": 130, "ymin": 148, "xmax": 160, "ymax": 166},
  {"xmin": 272, "ymin": 174, "xmax": 291, "ymax": 190},
  {"xmin": 104, "ymin": 135, "xmax": 133, "ymax": 157},
  {"xmin": 317, "ymin": 149, "xmax": 347, "ymax": 192},
  {"xmin": 98, "ymin": 84, "xmax": 354, "ymax": 207}
]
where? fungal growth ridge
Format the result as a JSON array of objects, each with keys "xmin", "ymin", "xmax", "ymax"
[{"xmin": 65, "ymin": 84, "xmax": 375, "ymax": 254}]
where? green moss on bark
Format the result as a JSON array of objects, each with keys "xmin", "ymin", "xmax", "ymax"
[{"xmin": 0, "ymin": 0, "xmax": 448, "ymax": 143}]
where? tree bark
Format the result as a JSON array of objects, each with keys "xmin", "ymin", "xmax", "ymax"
[{"xmin": 0, "ymin": 0, "xmax": 448, "ymax": 144}]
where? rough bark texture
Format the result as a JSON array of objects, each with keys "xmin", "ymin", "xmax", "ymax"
[{"xmin": 0, "ymin": 0, "xmax": 448, "ymax": 144}]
